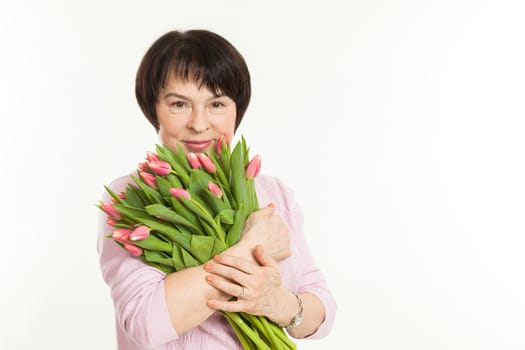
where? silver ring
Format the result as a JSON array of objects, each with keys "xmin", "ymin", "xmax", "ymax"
[{"xmin": 239, "ymin": 287, "xmax": 245, "ymax": 298}]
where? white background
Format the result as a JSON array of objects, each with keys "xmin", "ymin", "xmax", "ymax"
[{"xmin": 1, "ymin": 0, "xmax": 524, "ymax": 349}]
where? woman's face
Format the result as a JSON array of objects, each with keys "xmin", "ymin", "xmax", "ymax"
[{"xmin": 156, "ymin": 76, "xmax": 237, "ymax": 154}]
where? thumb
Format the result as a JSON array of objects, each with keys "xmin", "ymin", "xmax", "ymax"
[
  {"xmin": 253, "ymin": 244, "xmax": 278, "ymax": 268},
  {"xmin": 250, "ymin": 202, "xmax": 275, "ymax": 218}
]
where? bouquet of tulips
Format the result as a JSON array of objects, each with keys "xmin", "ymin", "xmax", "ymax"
[{"xmin": 98, "ymin": 136, "xmax": 296, "ymax": 350}]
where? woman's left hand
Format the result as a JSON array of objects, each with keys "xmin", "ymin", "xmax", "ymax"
[{"xmin": 204, "ymin": 245, "xmax": 297, "ymax": 326}]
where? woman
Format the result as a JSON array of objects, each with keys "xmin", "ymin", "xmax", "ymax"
[{"xmin": 98, "ymin": 29, "xmax": 336, "ymax": 349}]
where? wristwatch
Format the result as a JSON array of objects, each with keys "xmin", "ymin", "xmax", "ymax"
[{"xmin": 282, "ymin": 293, "xmax": 303, "ymax": 330}]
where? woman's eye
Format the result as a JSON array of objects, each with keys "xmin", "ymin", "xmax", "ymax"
[
  {"xmin": 211, "ymin": 101, "xmax": 225, "ymax": 108},
  {"xmin": 170, "ymin": 101, "xmax": 186, "ymax": 108}
]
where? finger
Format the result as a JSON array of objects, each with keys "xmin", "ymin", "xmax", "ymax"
[
  {"xmin": 213, "ymin": 254, "xmax": 257, "ymax": 274},
  {"xmin": 205, "ymin": 273, "xmax": 244, "ymax": 297},
  {"xmin": 253, "ymin": 245, "xmax": 279, "ymax": 269},
  {"xmin": 207, "ymin": 298, "xmax": 248, "ymax": 313},
  {"xmin": 204, "ymin": 259, "xmax": 252, "ymax": 286}
]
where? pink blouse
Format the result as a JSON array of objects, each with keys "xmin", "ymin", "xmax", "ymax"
[{"xmin": 98, "ymin": 173, "xmax": 336, "ymax": 349}]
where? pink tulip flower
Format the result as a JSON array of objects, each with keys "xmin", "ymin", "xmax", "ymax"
[
  {"xmin": 197, "ymin": 153, "xmax": 216, "ymax": 173},
  {"xmin": 207, "ymin": 181, "xmax": 223, "ymax": 198},
  {"xmin": 169, "ymin": 187, "xmax": 191, "ymax": 200},
  {"xmin": 106, "ymin": 217, "xmax": 117, "ymax": 227},
  {"xmin": 187, "ymin": 152, "xmax": 201, "ymax": 169},
  {"xmin": 216, "ymin": 135, "xmax": 228, "ymax": 153},
  {"xmin": 138, "ymin": 162, "xmax": 149, "ymax": 172},
  {"xmin": 101, "ymin": 203, "xmax": 122, "ymax": 221},
  {"xmin": 140, "ymin": 171, "xmax": 158, "ymax": 189},
  {"xmin": 147, "ymin": 151, "xmax": 160, "ymax": 163},
  {"xmin": 112, "ymin": 228, "xmax": 132, "ymax": 243},
  {"xmin": 124, "ymin": 243, "xmax": 143, "ymax": 256},
  {"xmin": 148, "ymin": 160, "xmax": 171, "ymax": 176},
  {"xmin": 129, "ymin": 225, "xmax": 150, "ymax": 241},
  {"xmin": 111, "ymin": 192, "xmax": 127, "ymax": 204},
  {"xmin": 245, "ymin": 154, "xmax": 262, "ymax": 179}
]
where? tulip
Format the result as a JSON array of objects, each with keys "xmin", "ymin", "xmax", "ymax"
[
  {"xmin": 197, "ymin": 153, "xmax": 216, "ymax": 173},
  {"xmin": 101, "ymin": 203, "xmax": 122, "ymax": 220},
  {"xmin": 216, "ymin": 135, "xmax": 228, "ymax": 153},
  {"xmin": 148, "ymin": 160, "xmax": 171, "ymax": 176},
  {"xmin": 106, "ymin": 217, "xmax": 117, "ymax": 227},
  {"xmin": 140, "ymin": 171, "xmax": 158, "ymax": 189},
  {"xmin": 208, "ymin": 181, "xmax": 223, "ymax": 198},
  {"xmin": 112, "ymin": 228, "xmax": 132, "ymax": 243},
  {"xmin": 147, "ymin": 151, "xmax": 160, "ymax": 163},
  {"xmin": 245, "ymin": 154, "xmax": 261, "ymax": 179},
  {"xmin": 169, "ymin": 187, "xmax": 191, "ymax": 199},
  {"xmin": 138, "ymin": 162, "xmax": 149, "ymax": 172},
  {"xmin": 111, "ymin": 191, "xmax": 127, "ymax": 204},
  {"xmin": 124, "ymin": 243, "xmax": 143, "ymax": 256},
  {"xmin": 129, "ymin": 225, "xmax": 150, "ymax": 241},
  {"xmin": 187, "ymin": 152, "xmax": 201, "ymax": 169}
]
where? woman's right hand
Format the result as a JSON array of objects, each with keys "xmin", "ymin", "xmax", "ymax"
[{"xmin": 238, "ymin": 203, "xmax": 291, "ymax": 261}]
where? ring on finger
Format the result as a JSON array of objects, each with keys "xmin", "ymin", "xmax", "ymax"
[{"xmin": 239, "ymin": 287, "xmax": 245, "ymax": 298}]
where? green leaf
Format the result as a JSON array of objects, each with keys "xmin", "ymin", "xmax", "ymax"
[
  {"xmin": 209, "ymin": 151, "xmax": 229, "ymax": 188},
  {"xmin": 174, "ymin": 143, "xmax": 191, "ymax": 172},
  {"xmin": 216, "ymin": 209, "xmax": 235, "ymax": 225},
  {"xmin": 124, "ymin": 185, "xmax": 145, "ymax": 208},
  {"xmin": 132, "ymin": 233, "xmax": 172, "ymax": 253},
  {"xmin": 113, "ymin": 204, "xmax": 181, "ymax": 242},
  {"xmin": 171, "ymin": 244, "xmax": 200, "ymax": 269},
  {"xmin": 230, "ymin": 139, "xmax": 248, "ymax": 207},
  {"xmin": 189, "ymin": 235, "xmax": 225, "ymax": 262},
  {"xmin": 226, "ymin": 201, "xmax": 247, "ymax": 246},
  {"xmin": 131, "ymin": 174, "xmax": 165, "ymax": 205},
  {"xmin": 156, "ymin": 176, "xmax": 173, "ymax": 198},
  {"xmin": 169, "ymin": 197, "xmax": 205, "ymax": 234},
  {"xmin": 113, "ymin": 223, "xmax": 135, "ymax": 229},
  {"xmin": 220, "ymin": 139, "xmax": 231, "ymax": 180},
  {"xmin": 126, "ymin": 183, "xmax": 150, "ymax": 207},
  {"xmin": 189, "ymin": 170, "xmax": 228, "ymax": 216},
  {"xmin": 166, "ymin": 174, "xmax": 182, "ymax": 188},
  {"xmin": 144, "ymin": 250, "xmax": 176, "ymax": 270},
  {"xmin": 145, "ymin": 204, "xmax": 201, "ymax": 234},
  {"xmin": 156, "ymin": 144, "xmax": 190, "ymax": 186},
  {"xmin": 247, "ymin": 179, "xmax": 260, "ymax": 213},
  {"xmin": 104, "ymin": 185, "xmax": 125, "ymax": 205}
]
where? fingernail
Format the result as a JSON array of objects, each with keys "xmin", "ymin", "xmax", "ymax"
[
  {"xmin": 213, "ymin": 255, "xmax": 221, "ymax": 262},
  {"xmin": 268, "ymin": 203, "xmax": 275, "ymax": 208},
  {"xmin": 204, "ymin": 263, "xmax": 213, "ymax": 271},
  {"xmin": 205, "ymin": 275, "xmax": 213, "ymax": 283}
]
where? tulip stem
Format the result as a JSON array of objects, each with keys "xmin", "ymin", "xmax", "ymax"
[{"xmin": 223, "ymin": 312, "xmax": 271, "ymax": 350}]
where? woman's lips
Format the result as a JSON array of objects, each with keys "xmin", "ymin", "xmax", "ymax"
[{"xmin": 183, "ymin": 140, "xmax": 212, "ymax": 152}]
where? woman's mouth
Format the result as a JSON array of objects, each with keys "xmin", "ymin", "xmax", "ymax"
[{"xmin": 183, "ymin": 140, "xmax": 213, "ymax": 152}]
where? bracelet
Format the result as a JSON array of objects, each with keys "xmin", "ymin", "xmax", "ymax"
[{"xmin": 280, "ymin": 293, "xmax": 304, "ymax": 330}]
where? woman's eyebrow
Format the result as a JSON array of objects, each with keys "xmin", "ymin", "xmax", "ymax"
[
  {"xmin": 163, "ymin": 92, "xmax": 225, "ymax": 99},
  {"xmin": 163, "ymin": 92, "xmax": 189, "ymax": 100}
]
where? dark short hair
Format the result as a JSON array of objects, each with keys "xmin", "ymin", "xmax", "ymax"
[{"xmin": 135, "ymin": 29, "xmax": 251, "ymax": 132}]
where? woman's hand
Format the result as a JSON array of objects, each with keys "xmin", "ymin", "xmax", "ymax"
[
  {"xmin": 204, "ymin": 245, "xmax": 298, "ymax": 326},
  {"xmin": 238, "ymin": 203, "xmax": 291, "ymax": 261}
]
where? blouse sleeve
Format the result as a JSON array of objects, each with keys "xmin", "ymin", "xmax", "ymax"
[
  {"xmin": 275, "ymin": 178, "xmax": 337, "ymax": 339},
  {"xmin": 97, "ymin": 176, "xmax": 178, "ymax": 348}
]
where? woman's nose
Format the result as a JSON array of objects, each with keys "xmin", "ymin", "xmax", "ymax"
[{"xmin": 187, "ymin": 107, "xmax": 210, "ymax": 133}]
